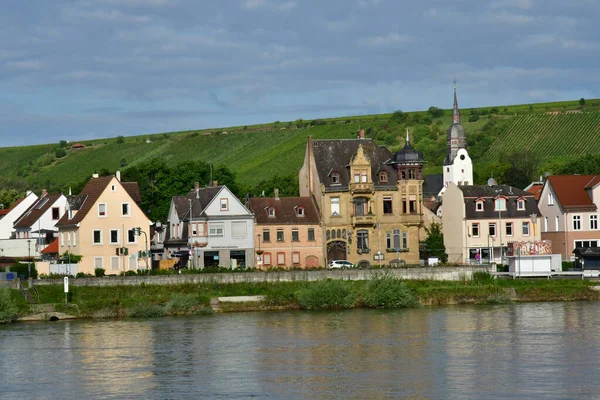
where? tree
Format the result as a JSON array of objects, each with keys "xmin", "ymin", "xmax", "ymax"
[
  {"xmin": 391, "ymin": 110, "xmax": 407, "ymax": 123},
  {"xmin": 427, "ymin": 106, "xmax": 444, "ymax": 118},
  {"xmin": 422, "ymin": 223, "xmax": 447, "ymax": 263},
  {"xmin": 505, "ymin": 150, "xmax": 540, "ymax": 189},
  {"xmin": 116, "ymin": 135, "xmax": 125, "ymax": 144},
  {"xmin": 59, "ymin": 140, "xmax": 68, "ymax": 148},
  {"xmin": 580, "ymin": 98, "xmax": 586, "ymax": 106},
  {"xmin": 0, "ymin": 189, "xmax": 23, "ymax": 210}
]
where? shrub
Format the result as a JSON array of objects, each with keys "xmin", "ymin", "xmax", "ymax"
[
  {"xmin": 0, "ymin": 288, "xmax": 18, "ymax": 323},
  {"xmin": 55, "ymin": 148, "xmax": 67, "ymax": 158},
  {"xmin": 126, "ymin": 304, "xmax": 165, "ymax": 318},
  {"xmin": 95, "ymin": 268, "xmax": 105, "ymax": 277},
  {"xmin": 165, "ymin": 293, "xmax": 200, "ymax": 315},
  {"xmin": 362, "ymin": 273, "xmax": 419, "ymax": 308},
  {"xmin": 297, "ymin": 280, "xmax": 355, "ymax": 310},
  {"xmin": 472, "ymin": 271, "xmax": 494, "ymax": 284},
  {"xmin": 9, "ymin": 263, "xmax": 37, "ymax": 279}
]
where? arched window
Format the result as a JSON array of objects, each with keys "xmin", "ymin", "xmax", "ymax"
[{"xmin": 379, "ymin": 171, "xmax": 388, "ymax": 183}]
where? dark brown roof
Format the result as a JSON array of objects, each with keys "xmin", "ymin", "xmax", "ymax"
[
  {"xmin": 122, "ymin": 182, "xmax": 142, "ymax": 204},
  {"xmin": 172, "ymin": 186, "xmax": 222, "ymax": 220},
  {"xmin": 248, "ymin": 197, "xmax": 320, "ymax": 225},
  {"xmin": 14, "ymin": 193, "xmax": 63, "ymax": 229},
  {"xmin": 56, "ymin": 175, "xmax": 144, "ymax": 227},
  {"xmin": 547, "ymin": 175, "xmax": 598, "ymax": 210},
  {"xmin": 311, "ymin": 139, "xmax": 398, "ymax": 190},
  {"xmin": 459, "ymin": 185, "xmax": 540, "ymax": 220}
]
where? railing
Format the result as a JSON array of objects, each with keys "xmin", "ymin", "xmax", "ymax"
[
  {"xmin": 352, "ymin": 214, "xmax": 376, "ymax": 226},
  {"xmin": 349, "ymin": 182, "xmax": 374, "ymax": 193},
  {"xmin": 401, "ymin": 214, "xmax": 422, "ymax": 225}
]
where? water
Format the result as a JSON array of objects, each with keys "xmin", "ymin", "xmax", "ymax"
[{"xmin": 2, "ymin": 302, "xmax": 600, "ymax": 399}]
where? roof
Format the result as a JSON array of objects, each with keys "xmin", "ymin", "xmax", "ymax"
[
  {"xmin": 525, "ymin": 183, "xmax": 543, "ymax": 201},
  {"xmin": 547, "ymin": 175, "xmax": 598, "ymax": 210},
  {"xmin": 389, "ymin": 142, "xmax": 424, "ymax": 164},
  {"xmin": 41, "ymin": 239, "xmax": 59, "ymax": 254},
  {"xmin": 248, "ymin": 197, "xmax": 320, "ymax": 225},
  {"xmin": 423, "ymin": 174, "xmax": 443, "ymax": 198},
  {"xmin": 172, "ymin": 186, "xmax": 222, "ymax": 220},
  {"xmin": 56, "ymin": 175, "xmax": 144, "ymax": 227},
  {"xmin": 458, "ymin": 185, "xmax": 540, "ymax": 220},
  {"xmin": 311, "ymin": 139, "xmax": 398, "ymax": 190},
  {"xmin": 13, "ymin": 193, "xmax": 63, "ymax": 229},
  {"xmin": 122, "ymin": 182, "xmax": 142, "ymax": 204}
]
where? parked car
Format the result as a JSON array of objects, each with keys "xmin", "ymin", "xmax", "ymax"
[{"xmin": 328, "ymin": 260, "xmax": 354, "ymax": 269}]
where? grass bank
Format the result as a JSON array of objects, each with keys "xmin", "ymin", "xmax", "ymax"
[{"xmin": 3, "ymin": 273, "xmax": 600, "ymax": 323}]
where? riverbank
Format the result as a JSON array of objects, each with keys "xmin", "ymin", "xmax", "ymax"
[{"xmin": 4, "ymin": 272, "xmax": 600, "ymax": 323}]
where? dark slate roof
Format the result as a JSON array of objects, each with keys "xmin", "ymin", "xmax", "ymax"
[
  {"xmin": 172, "ymin": 186, "xmax": 222, "ymax": 220},
  {"xmin": 67, "ymin": 195, "xmax": 88, "ymax": 211},
  {"xmin": 459, "ymin": 185, "xmax": 540, "ymax": 219},
  {"xmin": 389, "ymin": 142, "xmax": 424, "ymax": 164},
  {"xmin": 14, "ymin": 193, "xmax": 63, "ymax": 229},
  {"xmin": 248, "ymin": 197, "xmax": 320, "ymax": 225},
  {"xmin": 423, "ymin": 174, "xmax": 443, "ymax": 197},
  {"xmin": 312, "ymin": 139, "xmax": 397, "ymax": 190}
]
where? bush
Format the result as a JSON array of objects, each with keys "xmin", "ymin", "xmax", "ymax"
[
  {"xmin": 95, "ymin": 268, "xmax": 105, "ymax": 277},
  {"xmin": 297, "ymin": 280, "xmax": 355, "ymax": 310},
  {"xmin": 362, "ymin": 273, "xmax": 419, "ymax": 308},
  {"xmin": 472, "ymin": 271, "xmax": 494, "ymax": 284},
  {"xmin": 8, "ymin": 263, "xmax": 37, "ymax": 279},
  {"xmin": 55, "ymin": 148, "xmax": 67, "ymax": 158},
  {"xmin": 126, "ymin": 304, "xmax": 165, "ymax": 318},
  {"xmin": 165, "ymin": 293, "xmax": 201, "ymax": 315},
  {"xmin": 0, "ymin": 288, "xmax": 18, "ymax": 323}
]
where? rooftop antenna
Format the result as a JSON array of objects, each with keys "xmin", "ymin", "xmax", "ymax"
[{"xmin": 487, "ymin": 177, "xmax": 495, "ymax": 187}]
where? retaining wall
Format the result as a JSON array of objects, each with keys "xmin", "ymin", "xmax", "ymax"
[{"xmin": 32, "ymin": 266, "xmax": 492, "ymax": 287}]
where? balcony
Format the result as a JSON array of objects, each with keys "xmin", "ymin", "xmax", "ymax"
[
  {"xmin": 401, "ymin": 213, "xmax": 423, "ymax": 226},
  {"xmin": 349, "ymin": 182, "xmax": 374, "ymax": 194},
  {"xmin": 352, "ymin": 214, "xmax": 376, "ymax": 227},
  {"xmin": 189, "ymin": 237, "xmax": 208, "ymax": 248}
]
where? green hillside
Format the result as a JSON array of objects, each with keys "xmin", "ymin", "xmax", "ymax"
[{"xmin": 1, "ymin": 97, "xmax": 600, "ymax": 194}]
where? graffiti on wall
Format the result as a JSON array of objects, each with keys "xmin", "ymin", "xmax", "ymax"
[{"xmin": 507, "ymin": 240, "xmax": 552, "ymax": 256}]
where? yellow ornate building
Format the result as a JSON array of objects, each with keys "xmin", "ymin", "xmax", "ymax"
[{"xmin": 299, "ymin": 130, "xmax": 425, "ymax": 265}]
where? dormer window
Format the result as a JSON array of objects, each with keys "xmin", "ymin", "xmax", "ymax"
[
  {"xmin": 517, "ymin": 199, "xmax": 525, "ymax": 211},
  {"xmin": 331, "ymin": 173, "xmax": 340, "ymax": 184},
  {"xmin": 379, "ymin": 172, "xmax": 388, "ymax": 183},
  {"xmin": 495, "ymin": 198, "xmax": 506, "ymax": 211},
  {"xmin": 296, "ymin": 207, "xmax": 304, "ymax": 217},
  {"xmin": 475, "ymin": 200, "xmax": 484, "ymax": 211},
  {"xmin": 268, "ymin": 207, "xmax": 275, "ymax": 218}
]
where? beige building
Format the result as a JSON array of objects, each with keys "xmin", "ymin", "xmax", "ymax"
[
  {"xmin": 443, "ymin": 183, "xmax": 541, "ymax": 264},
  {"xmin": 248, "ymin": 192, "xmax": 322, "ymax": 269},
  {"xmin": 55, "ymin": 173, "xmax": 151, "ymax": 275},
  {"xmin": 538, "ymin": 175, "xmax": 600, "ymax": 261},
  {"xmin": 299, "ymin": 131, "xmax": 425, "ymax": 266}
]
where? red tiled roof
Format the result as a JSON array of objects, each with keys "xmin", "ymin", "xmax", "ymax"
[
  {"xmin": 547, "ymin": 175, "xmax": 598, "ymax": 210},
  {"xmin": 14, "ymin": 193, "xmax": 63, "ymax": 228},
  {"xmin": 41, "ymin": 238, "xmax": 58, "ymax": 254},
  {"xmin": 526, "ymin": 183, "xmax": 543, "ymax": 202}
]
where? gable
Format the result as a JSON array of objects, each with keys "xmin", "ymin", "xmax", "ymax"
[{"xmin": 203, "ymin": 186, "xmax": 252, "ymax": 217}]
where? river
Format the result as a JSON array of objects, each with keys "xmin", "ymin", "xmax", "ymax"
[{"xmin": 2, "ymin": 302, "xmax": 600, "ymax": 399}]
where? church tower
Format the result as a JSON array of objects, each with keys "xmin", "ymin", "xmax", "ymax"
[{"xmin": 440, "ymin": 80, "xmax": 473, "ymax": 195}]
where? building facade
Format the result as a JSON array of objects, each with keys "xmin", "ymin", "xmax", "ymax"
[
  {"xmin": 443, "ymin": 183, "xmax": 541, "ymax": 264},
  {"xmin": 299, "ymin": 131, "xmax": 424, "ymax": 266},
  {"xmin": 248, "ymin": 192, "xmax": 322, "ymax": 269}
]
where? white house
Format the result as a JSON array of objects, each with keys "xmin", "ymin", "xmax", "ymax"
[
  {"xmin": 13, "ymin": 191, "xmax": 68, "ymax": 242},
  {"xmin": 0, "ymin": 191, "xmax": 38, "ymax": 239}
]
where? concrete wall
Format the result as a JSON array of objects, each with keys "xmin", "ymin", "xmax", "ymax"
[
  {"xmin": 442, "ymin": 183, "xmax": 466, "ymax": 263},
  {"xmin": 33, "ymin": 265, "xmax": 493, "ymax": 287}
]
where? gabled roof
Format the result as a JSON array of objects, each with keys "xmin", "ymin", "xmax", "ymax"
[
  {"xmin": 525, "ymin": 183, "xmax": 543, "ymax": 202},
  {"xmin": 248, "ymin": 197, "xmax": 320, "ymax": 225},
  {"xmin": 122, "ymin": 182, "xmax": 142, "ymax": 204},
  {"xmin": 423, "ymin": 174, "xmax": 443, "ymax": 198},
  {"xmin": 41, "ymin": 238, "xmax": 59, "ymax": 254},
  {"xmin": 172, "ymin": 186, "xmax": 222, "ymax": 220},
  {"xmin": 14, "ymin": 193, "xmax": 63, "ymax": 229},
  {"xmin": 547, "ymin": 175, "xmax": 598, "ymax": 210},
  {"xmin": 56, "ymin": 175, "xmax": 143, "ymax": 227},
  {"xmin": 311, "ymin": 139, "xmax": 398, "ymax": 190}
]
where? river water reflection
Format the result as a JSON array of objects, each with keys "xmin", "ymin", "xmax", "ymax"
[{"xmin": 2, "ymin": 302, "xmax": 600, "ymax": 399}]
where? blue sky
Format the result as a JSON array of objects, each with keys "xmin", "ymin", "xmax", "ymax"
[{"xmin": 1, "ymin": 0, "xmax": 598, "ymax": 146}]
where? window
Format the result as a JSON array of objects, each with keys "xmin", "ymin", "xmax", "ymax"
[
  {"xmin": 523, "ymin": 222, "xmax": 530, "ymax": 236},
  {"xmin": 409, "ymin": 195, "xmax": 417, "ymax": 214},
  {"xmin": 128, "ymin": 255, "xmax": 136, "ymax": 271},
  {"xmin": 110, "ymin": 229, "xmax": 120, "ymax": 244},
  {"xmin": 52, "ymin": 207, "xmax": 60, "ymax": 220},
  {"xmin": 591, "ymin": 215, "xmax": 598, "ymax": 230},
  {"xmin": 357, "ymin": 230, "xmax": 369, "ymax": 252},
  {"xmin": 379, "ymin": 172, "xmax": 388, "ymax": 183},
  {"xmin": 331, "ymin": 173, "xmax": 340, "ymax": 184},
  {"xmin": 93, "ymin": 230, "xmax": 102, "ymax": 244},
  {"xmin": 506, "ymin": 222, "xmax": 513, "ymax": 236},
  {"xmin": 277, "ymin": 252, "xmax": 285, "ymax": 266},
  {"xmin": 292, "ymin": 229, "xmax": 299, "ymax": 242},
  {"xmin": 555, "ymin": 216, "xmax": 560, "ymax": 232},
  {"xmin": 354, "ymin": 174, "xmax": 360, "ymax": 183},
  {"xmin": 94, "ymin": 257, "xmax": 103, "ymax": 269},
  {"xmin": 192, "ymin": 224, "xmax": 197, "ymax": 236},
  {"xmin": 60, "ymin": 232, "xmax": 64, "ymax": 247},
  {"xmin": 292, "ymin": 252, "xmax": 300, "ymax": 265},
  {"xmin": 121, "ymin": 203, "xmax": 130, "ymax": 216},
  {"xmin": 296, "ymin": 207, "xmax": 304, "ymax": 217},
  {"xmin": 383, "ymin": 197, "xmax": 393, "ymax": 214},
  {"xmin": 111, "ymin": 184, "xmax": 116, "ymax": 192},
  {"xmin": 544, "ymin": 217, "xmax": 548, "ymax": 232},
  {"xmin": 111, "ymin": 256, "xmax": 119, "ymax": 270},
  {"xmin": 494, "ymin": 198, "xmax": 506, "ymax": 211},
  {"xmin": 128, "ymin": 229, "xmax": 136, "ymax": 244},
  {"xmin": 476, "ymin": 201, "xmax": 484, "ymax": 212},
  {"xmin": 263, "ymin": 253, "xmax": 272, "ymax": 266},
  {"xmin": 573, "ymin": 215, "xmax": 582, "ymax": 231},
  {"xmin": 209, "ymin": 222, "xmax": 224, "ymax": 237},
  {"xmin": 308, "ymin": 228, "xmax": 315, "ymax": 241},
  {"xmin": 402, "ymin": 232, "xmax": 408, "ymax": 249},
  {"xmin": 262, "ymin": 230, "xmax": 270, "ymax": 242},
  {"xmin": 393, "ymin": 229, "xmax": 401, "ymax": 250},
  {"xmin": 575, "ymin": 240, "xmax": 599, "ymax": 248},
  {"xmin": 489, "ymin": 223, "xmax": 496, "ymax": 237},
  {"xmin": 73, "ymin": 231, "xmax": 77, "ymax": 246},
  {"xmin": 517, "ymin": 199, "xmax": 525, "ymax": 211},
  {"xmin": 361, "ymin": 173, "xmax": 367, "ymax": 183},
  {"xmin": 354, "ymin": 197, "xmax": 368, "ymax": 216},
  {"xmin": 277, "ymin": 229, "xmax": 284, "ymax": 242},
  {"xmin": 220, "ymin": 198, "xmax": 229, "ymax": 211},
  {"xmin": 330, "ymin": 197, "xmax": 340, "ymax": 216},
  {"xmin": 472, "ymin": 223, "xmax": 479, "ymax": 238},
  {"xmin": 548, "ymin": 192, "xmax": 554, "ymax": 205},
  {"xmin": 232, "ymin": 221, "xmax": 247, "ymax": 238},
  {"xmin": 98, "ymin": 203, "xmax": 107, "ymax": 217},
  {"xmin": 408, "ymin": 169, "xmax": 416, "ymax": 179}
]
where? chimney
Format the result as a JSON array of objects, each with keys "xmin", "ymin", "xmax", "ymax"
[
  {"xmin": 92, "ymin": 173, "xmax": 99, "ymax": 178},
  {"xmin": 274, "ymin": 188, "xmax": 279, "ymax": 200},
  {"xmin": 194, "ymin": 182, "xmax": 200, "ymax": 199},
  {"xmin": 41, "ymin": 189, "xmax": 47, "ymax": 197},
  {"xmin": 358, "ymin": 129, "xmax": 365, "ymax": 139},
  {"xmin": 116, "ymin": 170, "xmax": 121, "ymax": 182},
  {"xmin": 212, "ymin": 180, "xmax": 218, "ymax": 187}
]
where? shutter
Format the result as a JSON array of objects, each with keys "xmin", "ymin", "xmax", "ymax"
[{"xmin": 232, "ymin": 221, "xmax": 247, "ymax": 238}]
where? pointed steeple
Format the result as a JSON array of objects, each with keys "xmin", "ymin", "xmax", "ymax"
[
  {"xmin": 406, "ymin": 128, "xmax": 410, "ymax": 144},
  {"xmin": 452, "ymin": 78, "xmax": 460, "ymax": 124}
]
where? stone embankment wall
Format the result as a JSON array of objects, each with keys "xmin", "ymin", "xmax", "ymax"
[{"xmin": 33, "ymin": 266, "xmax": 492, "ymax": 287}]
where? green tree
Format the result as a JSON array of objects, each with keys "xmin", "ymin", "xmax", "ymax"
[
  {"xmin": 422, "ymin": 223, "xmax": 447, "ymax": 262},
  {"xmin": 427, "ymin": 106, "xmax": 444, "ymax": 118},
  {"xmin": 116, "ymin": 135, "xmax": 125, "ymax": 144},
  {"xmin": 55, "ymin": 148, "xmax": 67, "ymax": 158},
  {"xmin": 580, "ymin": 98, "xmax": 586, "ymax": 106},
  {"xmin": 504, "ymin": 150, "xmax": 540, "ymax": 189},
  {"xmin": 391, "ymin": 110, "xmax": 407, "ymax": 124},
  {"xmin": 59, "ymin": 140, "xmax": 68, "ymax": 148},
  {"xmin": 0, "ymin": 189, "xmax": 23, "ymax": 210}
]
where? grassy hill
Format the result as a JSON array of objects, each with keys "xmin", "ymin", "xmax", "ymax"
[{"xmin": 2, "ymin": 97, "xmax": 600, "ymax": 194}]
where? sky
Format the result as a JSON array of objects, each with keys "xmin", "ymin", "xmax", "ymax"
[{"xmin": 0, "ymin": 0, "xmax": 598, "ymax": 146}]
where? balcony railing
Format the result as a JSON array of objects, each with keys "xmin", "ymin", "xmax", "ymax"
[
  {"xmin": 401, "ymin": 213, "xmax": 422, "ymax": 225},
  {"xmin": 352, "ymin": 214, "xmax": 376, "ymax": 227},
  {"xmin": 349, "ymin": 182, "xmax": 374, "ymax": 194}
]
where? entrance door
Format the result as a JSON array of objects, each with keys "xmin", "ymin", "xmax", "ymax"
[{"xmin": 327, "ymin": 241, "xmax": 347, "ymax": 263}]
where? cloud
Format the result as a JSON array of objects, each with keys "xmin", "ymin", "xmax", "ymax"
[
  {"xmin": 5, "ymin": 60, "xmax": 44, "ymax": 70},
  {"xmin": 359, "ymin": 33, "xmax": 410, "ymax": 46},
  {"xmin": 62, "ymin": 7, "xmax": 151, "ymax": 23},
  {"xmin": 490, "ymin": 0, "xmax": 534, "ymax": 10},
  {"xmin": 242, "ymin": 0, "xmax": 296, "ymax": 12},
  {"xmin": 483, "ymin": 11, "xmax": 534, "ymax": 25}
]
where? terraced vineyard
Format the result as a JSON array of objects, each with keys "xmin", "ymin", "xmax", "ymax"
[{"xmin": 480, "ymin": 111, "xmax": 600, "ymax": 163}]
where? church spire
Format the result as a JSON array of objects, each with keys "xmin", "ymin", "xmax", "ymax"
[
  {"xmin": 452, "ymin": 78, "xmax": 460, "ymax": 124},
  {"xmin": 406, "ymin": 128, "xmax": 410, "ymax": 144}
]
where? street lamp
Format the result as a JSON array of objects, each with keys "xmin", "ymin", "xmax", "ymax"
[
  {"xmin": 27, "ymin": 239, "xmax": 31, "ymax": 281},
  {"xmin": 257, "ymin": 233, "xmax": 261, "ymax": 252}
]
